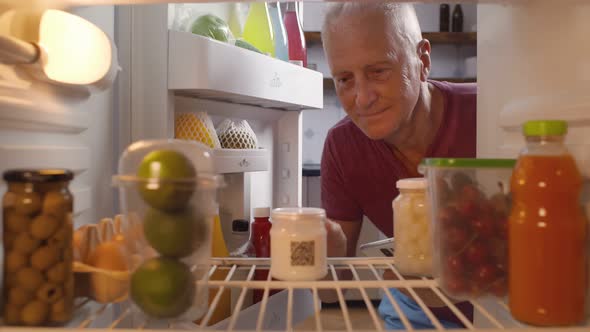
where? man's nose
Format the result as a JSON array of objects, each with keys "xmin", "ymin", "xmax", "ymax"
[{"xmin": 354, "ymin": 79, "xmax": 377, "ymax": 109}]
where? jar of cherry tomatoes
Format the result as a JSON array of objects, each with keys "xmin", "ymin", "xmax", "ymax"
[{"xmin": 421, "ymin": 158, "xmax": 515, "ymax": 300}]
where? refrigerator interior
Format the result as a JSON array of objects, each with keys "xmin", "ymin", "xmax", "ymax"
[{"xmin": 0, "ymin": 0, "xmax": 589, "ymax": 331}]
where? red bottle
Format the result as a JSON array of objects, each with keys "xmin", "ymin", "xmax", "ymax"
[
  {"xmin": 283, "ymin": 2, "xmax": 307, "ymax": 67},
  {"xmin": 251, "ymin": 207, "xmax": 271, "ymax": 258},
  {"xmin": 252, "ymin": 207, "xmax": 272, "ymax": 303}
]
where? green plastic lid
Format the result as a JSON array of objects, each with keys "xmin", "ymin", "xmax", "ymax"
[
  {"xmin": 523, "ymin": 120, "xmax": 567, "ymax": 137},
  {"xmin": 421, "ymin": 158, "xmax": 516, "ymax": 168}
]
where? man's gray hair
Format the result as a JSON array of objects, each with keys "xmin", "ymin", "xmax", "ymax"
[{"xmin": 321, "ymin": 2, "xmax": 422, "ymax": 48}]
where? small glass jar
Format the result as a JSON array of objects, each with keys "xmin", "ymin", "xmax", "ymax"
[
  {"xmin": 3, "ymin": 169, "xmax": 74, "ymax": 326},
  {"xmin": 270, "ymin": 207, "xmax": 327, "ymax": 281},
  {"xmin": 393, "ymin": 178, "xmax": 433, "ymax": 277}
]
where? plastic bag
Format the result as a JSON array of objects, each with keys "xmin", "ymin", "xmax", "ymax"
[
  {"xmin": 190, "ymin": 14, "xmax": 235, "ymax": 43},
  {"xmin": 170, "ymin": 5, "xmax": 236, "ymax": 44}
]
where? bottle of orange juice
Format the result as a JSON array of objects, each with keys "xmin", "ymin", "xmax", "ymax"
[{"xmin": 509, "ymin": 120, "xmax": 587, "ymax": 326}]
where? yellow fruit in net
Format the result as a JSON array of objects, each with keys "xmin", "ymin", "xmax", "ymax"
[{"xmin": 175, "ymin": 113, "xmax": 219, "ymax": 149}]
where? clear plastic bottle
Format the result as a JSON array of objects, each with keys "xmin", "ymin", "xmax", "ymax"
[
  {"xmin": 509, "ymin": 120, "xmax": 587, "ymax": 326},
  {"xmin": 283, "ymin": 2, "xmax": 307, "ymax": 67},
  {"xmin": 268, "ymin": 2, "xmax": 289, "ymax": 61},
  {"xmin": 242, "ymin": 2, "xmax": 275, "ymax": 57},
  {"xmin": 228, "ymin": 3, "xmax": 246, "ymax": 38}
]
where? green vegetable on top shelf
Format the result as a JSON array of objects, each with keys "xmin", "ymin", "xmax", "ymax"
[
  {"xmin": 234, "ymin": 39, "xmax": 262, "ymax": 54},
  {"xmin": 190, "ymin": 14, "xmax": 233, "ymax": 43}
]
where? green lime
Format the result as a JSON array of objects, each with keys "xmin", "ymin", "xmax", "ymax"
[
  {"xmin": 131, "ymin": 257, "xmax": 194, "ymax": 318},
  {"xmin": 136, "ymin": 150, "xmax": 196, "ymax": 211},
  {"xmin": 190, "ymin": 14, "xmax": 233, "ymax": 42},
  {"xmin": 143, "ymin": 207, "xmax": 207, "ymax": 258}
]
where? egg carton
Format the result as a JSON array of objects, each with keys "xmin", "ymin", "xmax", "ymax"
[{"xmin": 72, "ymin": 214, "xmax": 149, "ymax": 304}]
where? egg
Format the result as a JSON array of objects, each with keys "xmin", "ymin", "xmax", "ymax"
[
  {"xmin": 86, "ymin": 241, "xmax": 130, "ymax": 303},
  {"xmin": 87, "ymin": 241, "xmax": 129, "ymax": 271}
]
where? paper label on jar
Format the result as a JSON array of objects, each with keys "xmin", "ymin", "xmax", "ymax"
[{"xmin": 290, "ymin": 240, "xmax": 315, "ymax": 266}]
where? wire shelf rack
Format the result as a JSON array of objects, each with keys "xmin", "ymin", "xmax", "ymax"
[{"xmin": 3, "ymin": 257, "xmax": 589, "ymax": 332}]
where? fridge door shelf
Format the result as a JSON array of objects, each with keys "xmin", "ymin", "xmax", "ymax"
[
  {"xmin": 213, "ymin": 148, "xmax": 269, "ymax": 173},
  {"xmin": 168, "ymin": 30, "xmax": 323, "ymax": 111},
  {"xmin": 7, "ymin": 257, "xmax": 588, "ymax": 332}
]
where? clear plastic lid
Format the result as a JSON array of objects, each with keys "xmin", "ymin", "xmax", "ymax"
[
  {"xmin": 396, "ymin": 178, "xmax": 427, "ymax": 190},
  {"xmin": 271, "ymin": 207, "xmax": 325, "ymax": 223},
  {"xmin": 112, "ymin": 139, "xmax": 223, "ymax": 190},
  {"xmin": 253, "ymin": 207, "xmax": 270, "ymax": 218}
]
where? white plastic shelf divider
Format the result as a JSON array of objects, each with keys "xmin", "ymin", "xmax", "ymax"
[
  {"xmin": 213, "ymin": 148, "xmax": 269, "ymax": 174},
  {"xmin": 4, "ymin": 257, "xmax": 588, "ymax": 332},
  {"xmin": 168, "ymin": 30, "xmax": 323, "ymax": 111}
]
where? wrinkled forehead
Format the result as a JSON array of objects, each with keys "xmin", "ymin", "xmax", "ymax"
[
  {"xmin": 325, "ymin": 9, "xmax": 387, "ymax": 40},
  {"xmin": 324, "ymin": 9, "xmax": 408, "ymax": 52},
  {"xmin": 323, "ymin": 11, "xmax": 406, "ymax": 64}
]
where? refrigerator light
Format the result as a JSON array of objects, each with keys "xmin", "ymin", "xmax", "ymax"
[
  {"xmin": 38, "ymin": 9, "xmax": 117, "ymax": 88},
  {"xmin": 0, "ymin": 9, "xmax": 119, "ymax": 91}
]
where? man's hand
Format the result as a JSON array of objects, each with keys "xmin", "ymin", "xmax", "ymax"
[{"xmin": 325, "ymin": 218, "xmax": 347, "ymax": 257}]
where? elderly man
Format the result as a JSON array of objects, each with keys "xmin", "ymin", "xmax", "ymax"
[{"xmin": 319, "ymin": 3, "xmax": 476, "ymax": 329}]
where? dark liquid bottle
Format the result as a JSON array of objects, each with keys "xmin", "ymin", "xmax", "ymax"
[
  {"xmin": 452, "ymin": 4, "xmax": 464, "ymax": 32},
  {"xmin": 439, "ymin": 4, "xmax": 450, "ymax": 32}
]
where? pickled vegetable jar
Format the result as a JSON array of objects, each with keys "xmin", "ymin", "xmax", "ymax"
[
  {"xmin": 509, "ymin": 120, "xmax": 587, "ymax": 326},
  {"xmin": 392, "ymin": 178, "xmax": 433, "ymax": 276},
  {"xmin": 3, "ymin": 169, "xmax": 74, "ymax": 326}
]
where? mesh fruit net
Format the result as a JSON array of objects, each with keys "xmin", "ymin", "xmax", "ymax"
[
  {"xmin": 216, "ymin": 119, "xmax": 258, "ymax": 149},
  {"xmin": 175, "ymin": 112, "xmax": 221, "ymax": 149}
]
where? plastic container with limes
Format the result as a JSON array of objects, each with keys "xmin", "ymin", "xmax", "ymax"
[{"xmin": 113, "ymin": 139, "xmax": 223, "ymax": 323}]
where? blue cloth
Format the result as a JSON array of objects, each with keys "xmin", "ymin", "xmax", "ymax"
[{"xmin": 378, "ymin": 288, "xmax": 464, "ymax": 330}]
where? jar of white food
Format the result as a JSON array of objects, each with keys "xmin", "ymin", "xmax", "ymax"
[
  {"xmin": 393, "ymin": 178, "xmax": 433, "ymax": 276},
  {"xmin": 270, "ymin": 207, "xmax": 327, "ymax": 281}
]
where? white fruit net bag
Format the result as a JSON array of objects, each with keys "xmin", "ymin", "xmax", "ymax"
[
  {"xmin": 216, "ymin": 119, "xmax": 258, "ymax": 149},
  {"xmin": 175, "ymin": 112, "xmax": 221, "ymax": 149}
]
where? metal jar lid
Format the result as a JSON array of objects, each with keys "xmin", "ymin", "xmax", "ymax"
[{"xmin": 3, "ymin": 169, "xmax": 74, "ymax": 182}]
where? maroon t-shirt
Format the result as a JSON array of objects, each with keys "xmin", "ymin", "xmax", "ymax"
[
  {"xmin": 321, "ymin": 80, "xmax": 476, "ymax": 326},
  {"xmin": 321, "ymin": 80, "xmax": 476, "ymax": 236}
]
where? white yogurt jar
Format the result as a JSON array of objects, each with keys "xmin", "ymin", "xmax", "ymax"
[
  {"xmin": 393, "ymin": 178, "xmax": 433, "ymax": 277},
  {"xmin": 270, "ymin": 207, "xmax": 327, "ymax": 281}
]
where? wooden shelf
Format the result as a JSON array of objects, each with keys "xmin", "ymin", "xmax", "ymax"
[
  {"xmin": 323, "ymin": 77, "xmax": 476, "ymax": 90},
  {"xmin": 305, "ymin": 31, "xmax": 476, "ymax": 46},
  {"xmin": 423, "ymin": 32, "xmax": 477, "ymax": 45},
  {"xmin": 305, "ymin": 31, "xmax": 322, "ymax": 44}
]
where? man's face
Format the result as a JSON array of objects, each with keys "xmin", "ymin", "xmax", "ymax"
[{"xmin": 324, "ymin": 12, "xmax": 422, "ymax": 141}]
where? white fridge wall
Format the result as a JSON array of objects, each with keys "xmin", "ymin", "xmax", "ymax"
[
  {"xmin": 478, "ymin": 0, "xmax": 590, "ymax": 168},
  {"xmin": 0, "ymin": 6, "xmax": 116, "ymax": 227}
]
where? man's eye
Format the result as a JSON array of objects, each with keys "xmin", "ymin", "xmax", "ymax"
[
  {"xmin": 336, "ymin": 77, "xmax": 353, "ymax": 87},
  {"xmin": 370, "ymin": 69, "xmax": 391, "ymax": 79}
]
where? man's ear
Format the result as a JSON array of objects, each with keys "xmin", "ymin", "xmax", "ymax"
[{"xmin": 417, "ymin": 39, "xmax": 432, "ymax": 82}]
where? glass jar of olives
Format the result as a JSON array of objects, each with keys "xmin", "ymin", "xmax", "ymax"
[{"xmin": 3, "ymin": 169, "xmax": 74, "ymax": 326}]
